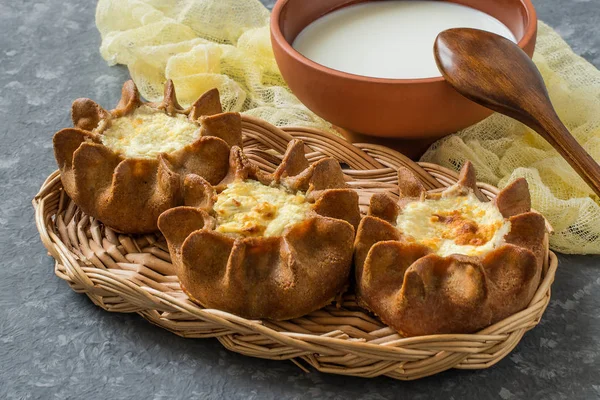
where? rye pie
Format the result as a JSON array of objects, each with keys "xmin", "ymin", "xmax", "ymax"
[
  {"xmin": 158, "ymin": 140, "xmax": 361, "ymax": 320},
  {"xmin": 354, "ymin": 162, "xmax": 546, "ymax": 336},
  {"xmin": 53, "ymin": 80, "xmax": 240, "ymax": 233}
]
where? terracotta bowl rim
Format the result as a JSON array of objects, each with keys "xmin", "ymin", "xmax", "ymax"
[{"xmin": 270, "ymin": 0, "xmax": 538, "ymax": 84}]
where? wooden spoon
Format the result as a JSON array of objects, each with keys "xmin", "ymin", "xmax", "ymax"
[{"xmin": 434, "ymin": 28, "xmax": 600, "ymax": 198}]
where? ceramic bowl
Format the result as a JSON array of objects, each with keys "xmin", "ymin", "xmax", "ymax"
[{"xmin": 270, "ymin": 0, "xmax": 538, "ymax": 140}]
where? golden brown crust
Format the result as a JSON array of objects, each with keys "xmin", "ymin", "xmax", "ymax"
[
  {"xmin": 272, "ymin": 139, "xmax": 309, "ymax": 180},
  {"xmin": 482, "ymin": 244, "xmax": 540, "ymax": 321},
  {"xmin": 72, "ymin": 99, "xmax": 111, "ymax": 131},
  {"xmin": 113, "ymin": 80, "xmax": 141, "ymax": 117},
  {"xmin": 159, "ymin": 139, "xmax": 361, "ymax": 320},
  {"xmin": 359, "ymin": 241, "xmax": 430, "ymax": 304},
  {"xmin": 180, "ymin": 230, "xmax": 235, "ymax": 285},
  {"xmin": 199, "ymin": 113, "xmax": 243, "ymax": 148},
  {"xmin": 181, "ymin": 174, "xmax": 217, "ymax": 209},
  {"xmin": 72, "ymin": 142, "xmax": 123, "ymax": 199},
  {"xmin": 454, "ymin": 160, "xmax": 488, "ymax": 201},
  {"xmin": 164, "ymin": 136, "xmax": 231, "ymax": 184},
  {"xmin": 304, "ymin": 158, "xmax": 348, "ymax": 192},
  {"xmin": 395, "ymin": 254, "xmax": 492, "ymax": 336},
  {"xmin": 313, "ymin": 189, "xmax": 361, "ymax": 229},
  {"xmin": 53, "ymin": 80, "xmax": 241, "ymax": 233},
  {"xmin": 495, "ymin": 178, "xmax": 532, "ymax": 218},
  {"xmin": 53, "ymin": 129, "xmax": 98, "ymax": 170},
  {"xmin": 397, "ymin": 166, "xmax": 427, "ymax": 199},
  {"xmin": 157, "ymin": 206, "xmax": 214, "ymax": 272},
  {"xmin": 368, "ymin": 193, "xmax": 400, "ymax": 223},
  {"xmin": 355, "ymin": 163, "xmax": 547, "ymax": 336},
  {"xmin": 190, "ymin": 88, "xmax": 223, "ymax": 120},
  {"xmin": 218, "ymin": 146, "xmax": 263, "ymax": 188},
  {"xmin": 159, "ymin": 80, "xmax": 182, "ymax": 115},
  {"xmin": 504, "ymin": 212, "xmax": 547, "ymax": 270},
  {"xmin": 354, "ymin": 216, "xmax": 402, "ymax": 282}
]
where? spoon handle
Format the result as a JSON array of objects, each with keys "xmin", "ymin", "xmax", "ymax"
[
  {"xmin": 533, "ymin": 110, "xmax": 600, "ymax": 198},
  {"xmin": 434, "ymin": 28, "xmax": 600, "ymax": 199}
]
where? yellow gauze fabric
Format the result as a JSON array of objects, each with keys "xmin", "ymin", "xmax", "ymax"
[
  {"xmin": 96, "ymin": 0, "xmax": 334, "ymax": 133},
  {"xmin": 96, "ymin": 0, "xmax": 600, "ymax": 254}
]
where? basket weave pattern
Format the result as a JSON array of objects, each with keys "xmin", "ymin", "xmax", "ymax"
[{"xmin": 34, "ymin": 116, "xmax": 557, "ymax": 380}]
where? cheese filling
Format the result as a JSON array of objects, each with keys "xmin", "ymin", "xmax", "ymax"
[
  {"xmin": 214, "ymin": 180, "xmax": 312, "ymax": 237},
  {"xmin": 396, "ymin": 192, "xmax": 511, "ymax": 257},
  {"xmin": 100, "ymin": 105, "xmax": 200, "ymax": 158}
]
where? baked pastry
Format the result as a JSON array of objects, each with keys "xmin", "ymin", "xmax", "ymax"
[
  {"xmin": 354, "ymin": 162, "xmax": 546, "ymax": 337},
  {"xmin": 158, "ymin": 139, "xmax": 361, "ymax": 320},
  {"xmin": 53, "ymin": 80, "xmax": 241, "ymax": 233}
]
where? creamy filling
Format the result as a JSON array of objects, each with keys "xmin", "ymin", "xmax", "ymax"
[
  {"xmin": 214, "ymin": 179, "xmax": 312, "ymax": 237},
  {"xmin": 396, "ymin": 192, "xmax": 511, "ymax": 257},
  {"xmin": 100, "ymin": 105, "xmax": 200, "ymax": 158}
]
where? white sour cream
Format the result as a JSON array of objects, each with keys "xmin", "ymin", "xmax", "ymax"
[{"xmin": 293, "ymin": 1, "xmax": 517, "ymax": 79}]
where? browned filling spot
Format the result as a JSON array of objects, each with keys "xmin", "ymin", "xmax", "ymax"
[
  {"xmin": 254, "ymin": 202, "xmax": 276, "ymax": 219},
  {"xmin": 431, "ymin": 210, "xmax": 499, "ymax": 246},
  {"xmin": 234, "ymin": 202, "xmax": 278, "ymax": 237},
  {"xmin": 241, "ymin": 224, "xmax": 267, "ymax": 235}
]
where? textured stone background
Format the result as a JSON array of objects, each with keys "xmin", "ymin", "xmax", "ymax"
[{"xmin": 1, "ymin": 0, "xmax": 599, "ymax": 399}]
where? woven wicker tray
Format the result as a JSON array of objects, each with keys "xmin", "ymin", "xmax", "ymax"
[{"xmin": 34, "ymin": 116, "xmax": 557, "ymax": 380}]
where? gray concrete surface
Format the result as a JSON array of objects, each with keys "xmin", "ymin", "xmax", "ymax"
[{"xmin": 0, "ymin": 0, "xmax": 599, "ymax": 399}]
